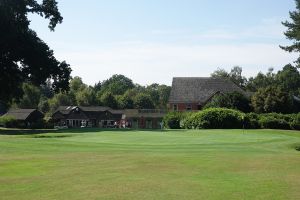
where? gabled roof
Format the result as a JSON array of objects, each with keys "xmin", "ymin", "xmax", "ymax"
[
  {"xmin": 169, "ymin": 77, "xmax": 246, "ymax": 104},
  {"xmin": 4, "ymin": 109, "xmax": 42, "ymax": 121},
  {"xmin": 55, "ymin": 106, "xmax": 112, "ymax": 115}
]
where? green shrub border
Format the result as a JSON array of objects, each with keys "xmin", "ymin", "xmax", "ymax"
[{"xmin": 163, "ymin": 108, "xmax": 300, "ymax": 130}]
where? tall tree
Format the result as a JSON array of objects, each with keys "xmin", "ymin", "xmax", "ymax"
[
  {"xmin": 246, "ymin": 68, "xmax": 276, "ymax": 92},
  {"xmin": 100, "ymin": 92, "xmax": 118, "ymax": 109},
  {"xmin": 211, "ymin": 66, "xmax": 246, "ymax": 88},
  {"xmin": 281, "ymin": 0, "xmax": 300, "ymax": 64},
  {"xmin": 17, "ymin": 83, "xmax": 41, "ymax": 109},
  {"xmin": 100, "ymin": 74, "xmax": 135, "ymax": 95},
  {"xmin": 251, "ymin": 86, "xmax": 294, "ymax": 113},
  {"xmin": 275, "ymin": 64, "xmax": 300, "ymax": 95},
  {"xmin": 134, "ymin": 94, "xmax": 155, "ymax": 109},
  {"xmin": 204, "ymin": 92, "xmax": 252, "ymax": 113},
  {"xmin": 0, "ymin": 0, "xmax": 71, "ymax": 105}
]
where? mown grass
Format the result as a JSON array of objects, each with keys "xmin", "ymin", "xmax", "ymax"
[{"xmin": 0, "ymin": 129, "xmax": 299, "ymax": 200}]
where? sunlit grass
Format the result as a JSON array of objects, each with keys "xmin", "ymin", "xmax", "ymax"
[{"xmin": 0, "ymin": 129, "xmax": 299, "ymax": 200}]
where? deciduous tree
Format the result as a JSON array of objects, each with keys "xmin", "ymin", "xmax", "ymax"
[{"xmin": 0, "ymin": 0, "xmax": 71, "ymax": 105}]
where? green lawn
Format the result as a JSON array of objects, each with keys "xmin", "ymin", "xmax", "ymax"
[{"xmin": 0, "ymin": 129, "xmax": 299, "ymax": 200}]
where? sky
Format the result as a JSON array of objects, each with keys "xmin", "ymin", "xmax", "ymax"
[{"xmin": 29, "ymin": 0, "xmax": 298, "ymax": 86}]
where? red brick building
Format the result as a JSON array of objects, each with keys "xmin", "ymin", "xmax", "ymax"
[{"xmin": 168, "ymin": 77, "xmax": 247, "ymax": 111}]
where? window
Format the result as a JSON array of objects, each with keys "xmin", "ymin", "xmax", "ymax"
[
  {"xmin": 173, "ymin": 104, "xmax": 178, "ymax": 111},
  {"xmin": 186, "ymin": 104, "xmax": 192, "ymax": 111}
]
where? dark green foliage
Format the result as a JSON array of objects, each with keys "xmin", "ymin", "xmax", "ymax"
[
  {"xmin": 289, "ymin": 113, "xmax": 300, "ymax": 130},
  {"xmin": 251, "ymin": 86, "xmax": 294, "ymax": 113},
  {"xmin": 259, "ymin": 117, "xmax": 290, "ymax": 130},
  {"xmin": 48, "ymin": 92, "xmax": 73, "ymax": 114},
  {"xmin": 17, "ymin": 83, "xmax": 41, "ymax": 109},
  {"xmin": 244, "ymin": 113, "xmax": 260, "ymax": 129},
  {"xmin": 281, "ymin": 0, "xmax": 300, "ymax": 64},
  {"xmin": 134, "ymin": 94, "xmax": 155, "ymax": 109},
  {"xmin": 0, "ymin": 0, "xmax": 71, "ymax": 104},
  {"xmin": 163, "ymin": 112, "xmax": 185, "ymax": 129},
  {"xmin": 246, "ymin": 68, "xmax": 276, "ymax": 92},
  {"xmin": 76, "ymin": 87, "xmax": 97, "ymax": 106},
  {"xmin": 276, "ymin": 64, "xmax": 300, "ymax": 95},
  {"xmin": 100, "ymin": 74, "xmax": 135, "ymax": 95},
  {"xmin": 0, "ymin": 115, "xmax": 17, "ymax": 128},
  {"xmin": 100, "ymin": 92, "xmax": 118, "ymax": 109},
  {"xmin": 205, "ymin": 92, "xmax": 252, "ymax": 113},
  {"xmin": 117, "ymin": 94, "xmax": 134, "ymax": 109},
  {"xmin": 182, "ymin": 108, "xmax": 244, "ymax": 129}
]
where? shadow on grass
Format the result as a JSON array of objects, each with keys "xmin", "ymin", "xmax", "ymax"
[{"xmin": 0, "ymin": 128, "xmax": 186, "ymax": 135}]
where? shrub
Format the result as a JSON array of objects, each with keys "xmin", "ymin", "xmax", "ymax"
[
  {"xmin": 0, "ymin": 115, "xmax": 18, "ymax": 128},
  {"xmin": 182, "ymin": 108, "xmax": 244, "ymax": 129},
  {"xmin": 163, "ymin": 112, "xmax": 187, "ymax": 129},
  {"xmin": 259, "ymin": 116, "xmax": 290, "ymax": 130},
  {"xmin": 244, "ymin": 113, "xmax": 260, "ymax": 129},
  {"xmin": 290, "ymin": 113, "xmax": 300, "ymax": 130},
  {"xmin": 259, "ymin": 113, "xmax": 295, "ymax": 123}
]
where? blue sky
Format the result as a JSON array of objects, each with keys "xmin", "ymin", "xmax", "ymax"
[{"xmin": 29, "ymin": 0, "xmax": 297, "ymax": 86}]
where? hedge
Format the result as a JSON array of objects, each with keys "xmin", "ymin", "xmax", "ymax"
[
  {"xmin": 181, "ymin": 108, "xmax": 244, "ymax": 129},
  {"xmin": 163, "ymin": 108, "xmax": 300, "ymax": 130}
]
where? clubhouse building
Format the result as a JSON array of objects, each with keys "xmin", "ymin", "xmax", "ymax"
[{"xmin": 52, "ymin": 106, "xmax": 166, "ymax": 129}]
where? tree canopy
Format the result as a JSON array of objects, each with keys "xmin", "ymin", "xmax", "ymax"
[
  {"xmin": 281, "ymin": 0, "xmax": 300, "ymax": 64},
  {"xmin": 0, "ymin": 0, "xmax": 71, "ymax": 105}
]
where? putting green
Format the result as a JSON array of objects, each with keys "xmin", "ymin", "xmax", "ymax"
[{"xmin": 0, "ymin": 129, "xmax": 299, "ymax": 200}]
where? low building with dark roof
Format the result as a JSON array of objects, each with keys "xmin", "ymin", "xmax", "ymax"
[
  {"xmin": 52, "ymin": 106, "xmax": 122, "ymax": 128},
  {"xmin": 52, "ymin": 106, "xmax": 165, "ymax": 129},
  {"xmin": 168, "ymin": 77, "xmax": 247, "ymax": 111},
  {"xmin": 3, "ymin": 109, "xmax": 44, "ymax": 126}
]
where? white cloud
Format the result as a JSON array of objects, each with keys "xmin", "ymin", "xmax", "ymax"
[{"xmin": 55, "ymin": 42, "xmax": 296, "ymax": 86}]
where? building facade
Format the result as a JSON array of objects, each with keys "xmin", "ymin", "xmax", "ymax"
[{"xmin": 52, "ymin": 106, "xmax": 165, "ymax": 129}]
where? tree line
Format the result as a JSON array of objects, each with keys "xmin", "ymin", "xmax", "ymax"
[
  {"xmin": 7, "ymin": 75, "xmax": 171, "ymax": 117},
  {"xmin": 208, "ymin": 65, "xmax": 300, "ymax": 113}
]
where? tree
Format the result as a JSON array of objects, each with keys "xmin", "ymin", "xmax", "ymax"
[
  {"xmin": 211, "ymin": 66, "xmax": 246, "ymax": 88},
  {"xmin": 205, "ymin": 92, "xmax": 252, "ymax": 113},
  {"xmin": 0, "ymin": 0, "xmax": 71, "ymax": 105},
  {"xmin": 76, "ymin": 87, "xmax": 97, "ymax": 106},
  {"xmin": 100, "ymin": 74, "xmax": 135, "ymax": 95},
  {"xmin": 246, "ymin": 68, "xmax": 276, "ymax": 92},
  {"xmin": 281, "ymin": 0, "xmax": 300, "ymax": 64},
  {"xmin": 211, "ymin": 68, "xmax": 230, "ymax": 79},
  {"xmin": 17, "ymin": 83, "xmax": 41, "ymax": 109},
  {"xmin": 229, "ymin": 66, "xmax": 247, "ymax": 88},
  {"xmin": 251, "ymin": 86, "xmax": 294, "ymax": 113},
  {"xmin": 117, "ymin": 93, "xmax": 134, "ymax": 109},
  {"xmin": 275, "ymin": 64, "xmax": 300, "ymax": 95},
  {"xmin": 70, "ymin": 76, "xmax": 86, "ymax": 92},
  {"xmin": 48, "ymin": 92, "xmax": 73, "ymax": 114},
  {"xmin": 100, "ymin": 92, "xmax": 118, "ymax": 109},
  {"xmin": 134, "ymin": 94, "xmax": 155, "ymax": 109}
]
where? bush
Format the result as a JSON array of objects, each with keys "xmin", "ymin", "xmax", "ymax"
[
  {"xmin": 0, "ymin": 115, "xmax": 18, "ymax": 128},
  {"xmin": 182, "ymin": 108, "xmax": 244, "ymax": 129},
  {"xmin": 259, "ymin": 117, "xmax": 290, "ymax": 130},
  {"xmin": 244, "ymin": 113, "xmax": 260, "ymax": 129},
  {"xmin": 290, "ymin": 113, "xmax": 300, "ymax": 130},
  {"xmin": 163, "ymin": 112, "xmax": 186, "ymax": 129},
  {"xmin": 259, "ymin": 113, "xmax": 295, "ymax": 123}
]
